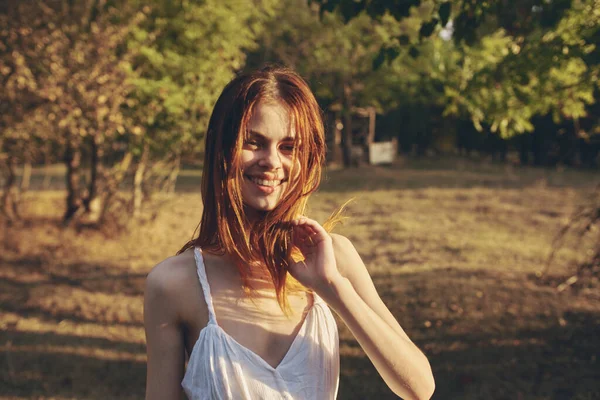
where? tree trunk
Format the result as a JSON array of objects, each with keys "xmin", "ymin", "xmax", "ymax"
[
  {"xmin": 133, "ymin": 142, "xmax": 149, "ymax": 219},
  {"xmin": 42, "ymin": 144, "xmax": 53, "ymax": 189},
  {"xmin": 165, "ymin": 154, "xmax": 180, "ymax": 194},
  {"xmin": 97, "ymin": 151, "xmax": 133, "ymax": 225},
  {"xmin": 85, "ymin": 135, "xmax": 104, "ymax": 222},
  {"xmin": 1, "ymin": 155, "xmax": 19, "ymax": 221},
  {"xmin": 342, "ymin": 83, "xmax": 353, "ymax": 167},
  {"xmin": 63, "ymin": 140, "xmax": 82, "ymax": 224},
  {"xmin": 332, "ymin": 114, "xmax": 342, "ymax": 165},
  {"xmin": 20, "ymin": 161, "xmax": 31, "ymax": 192},
  {"xmin": 518, "ymin": 134, "xmax": 530, "ymax": 165},
  {"xmin": 86, "ymin": 136, "xmax": 104, "ymax": 207},
  {"xmin": 367, "ymin": 107, "xmax": 376, "ymax": 145}
]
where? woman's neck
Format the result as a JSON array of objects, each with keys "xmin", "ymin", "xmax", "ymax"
[{"xmin": 242, "ymin": 205, "xmax": 269, "ymax": 226}]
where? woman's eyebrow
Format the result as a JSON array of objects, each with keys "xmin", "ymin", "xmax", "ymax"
[
  {"xmin": 248, "ymin": 129, "xmax": 266, "ymax": 139},
  {"xmin": 248, "ymin": 130, "xmax": 295, "ymax": 141}
]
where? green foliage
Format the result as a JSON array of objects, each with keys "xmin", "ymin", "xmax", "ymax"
[
  {"xmin": 249, "ymin": 0, "xmax": 440, "ymax": 114},
  {"xmin": 126, "ymin": 0, "xmax": 277, "ymax": 158},
  {"xmin": 312, "ymin": 0, "xmax": 417, "ymax": 22},
  {"xmin": 0, "ymin": 0, "xmax": 276, "ymax": 224},
  {"xmin": 2, "ymin": 0, "xmax": 599, "ymax": 221},
  {"xmin": 444, "ymin": 0, "xmax": 599, "ymax": 137},
  {"xmin": 308, "ymin": 0, "xmax": 599, "ymax": 139}
]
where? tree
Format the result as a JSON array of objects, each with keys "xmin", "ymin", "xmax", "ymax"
[
  {"xmin": 124, "ymin": 0, "xmax": 277, "ymax": 216},
  {"xmin": 2, "ymin": 1, "xmax": 147, "ymax": 224},
  {"xmin": 248, "ymin": 0, "xmax": 418, "ymax": 165},
  {"xmin": 1, "ymin": 0, "xmax": 277, "ymax": 227},
  {"xmin": 443, "ymin": 0, "xmax": 599, "ymax": 138},
  {"xmin": 310, "ymin": 0, "xmax": 599, "ymax": 139},
  {"xmin": 313, "ymin": 0, "xmax": 600, "ymax": 280}
]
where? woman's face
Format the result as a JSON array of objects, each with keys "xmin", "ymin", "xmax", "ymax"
[{"xmin": 240, "ymin": 101, "xmax": 297, "ymax": 214}]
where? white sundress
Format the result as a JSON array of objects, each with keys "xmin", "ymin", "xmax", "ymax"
[{"xmin": 181, "ymin": 247, "xmax": 340, "ymax": 400}]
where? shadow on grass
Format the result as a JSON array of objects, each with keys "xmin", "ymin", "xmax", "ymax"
[
  {"xmin": 2, "ymin": 244, "xmax": 599, "ymax": 399},
  {"xmin": 0, "ymin": 253, "xmax": 147, "ymax": 296},
  {"xmin": 338, "ymin": 315, "xmax": 599, "ymax": 400},
  {"xmin": 0, "ymin": 250, "xmax": 146, "ymax": 328},
  {"xmin": 1, "ymin": 330, "xmax": 146, "ymax": 399},
  {"xmin": 336, "ymin": 268, "xmax": 600, "ymax": 400}
]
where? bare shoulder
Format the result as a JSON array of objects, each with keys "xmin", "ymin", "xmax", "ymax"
[
  {"xmin": 331, "ymin": 232, "xmax": 353, "ymax": 250},
  {"xmin": 145, "ymin": 248, "xmax": 203, "ymax": 322},
  {"xmin": 330, "ymin": 233, "xmax": 365, "ymax": 278},
  {"xmin": 146, "ymin": 249, "xmax": 197, "ymax": 294}
]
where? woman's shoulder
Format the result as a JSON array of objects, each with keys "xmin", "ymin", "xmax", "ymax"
[
  {"xmin": 330, "ymin": 233, "xmax": 353, "ymax": 249},
  {"xmin": 330, "ymin": 233, "xmax": 364, "ymax": 278},
  {"xmin": 144, "ymin": 248, "xmax": 211, "ymax": 353},
  {"xmin": 145, "ymin": 248, "xmax": 204, "ymax": 320},
  {"xmin": 330, "ymin": 233, "xmax": 358, "ymax": 257},
  {"xmin": 146, "ymin": 248, "xmax": 198, "ymax": 293}
]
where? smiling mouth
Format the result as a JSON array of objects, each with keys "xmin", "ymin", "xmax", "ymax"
[{"xmin": 245, "ymin": 175, "xmax": 286, "ymax": 187}]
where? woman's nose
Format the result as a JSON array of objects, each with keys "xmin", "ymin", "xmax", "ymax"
[{"xmin": 258, "ymin": 146, "xmax": 282, "ymax": 169}]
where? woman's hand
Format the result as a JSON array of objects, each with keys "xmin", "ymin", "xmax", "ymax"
[
  {"xmin": 290, "ymin": 219, "xmax": 436, "ymax": 399},
  {"xmin": 288, "ymin": 217, "xmax": 345, "ymax": 296}
]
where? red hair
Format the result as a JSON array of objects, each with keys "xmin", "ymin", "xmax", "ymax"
[{"xmin": 178, "ymin": 66, "xmax": 329, "ymax": 313}]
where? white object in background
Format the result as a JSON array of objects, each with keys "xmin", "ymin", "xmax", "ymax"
[{"xmin": 368, "ymin": 140, "xmax": 396, "ymax": 165}]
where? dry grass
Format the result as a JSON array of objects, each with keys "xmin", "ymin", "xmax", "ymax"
[{"xmin": 1, "ymin": 157, "xmax": 599, "ymax": 399}]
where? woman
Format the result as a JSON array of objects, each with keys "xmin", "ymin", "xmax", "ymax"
[{"xmin": 144, "ymin": 66, "xmax": 435, "ymax": 400}]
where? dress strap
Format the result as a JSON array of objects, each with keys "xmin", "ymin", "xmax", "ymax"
[
  {"xmin": 193, "ymin": 247, "xmax": 217, "ymax": 325},
  {"xmin": 312, "ymin": 290, "xmax": 323, "ymax": 306}
]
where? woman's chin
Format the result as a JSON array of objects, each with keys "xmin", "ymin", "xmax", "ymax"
[
  {"xmin": 242, "ymin": 187, "xmax": 285, "ymax": 214},
  {"xmin": 243, "ymin": 201, "xmax": 278, "ymax": 218}
]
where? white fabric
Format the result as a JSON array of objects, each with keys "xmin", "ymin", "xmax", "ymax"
[{"xmin": 182, "ymin": 247, "xmax": 340, "ymax": 400}]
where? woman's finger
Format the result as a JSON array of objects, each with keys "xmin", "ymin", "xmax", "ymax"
[
  {"xmin": 292, "ymin": 224, "xmax": 311, "ymax": 241},
  {"xmin": 291, "ymin": 226, "xmax": 314, "ymax": 251},
  {"xmin": 293, "ymin": 217, "xmax": 329, "ymax": 240},
  {"xmin": 293, "ymin": 222, "xmax": 320, "ymax": 246}
]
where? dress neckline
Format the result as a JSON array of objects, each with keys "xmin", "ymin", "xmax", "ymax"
[{"xmin": 191, "ymin": 246, "xmax": 317, "ymax": 371}]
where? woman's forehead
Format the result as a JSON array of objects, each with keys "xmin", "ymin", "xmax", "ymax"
[{"xmin": 246, "ymin": 101, "xmax": 296, "ymax": 139}]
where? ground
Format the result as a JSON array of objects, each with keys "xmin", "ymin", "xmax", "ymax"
[{"xmin": 1, "ymin": 157, "xmax": 599, "ymax": 399}]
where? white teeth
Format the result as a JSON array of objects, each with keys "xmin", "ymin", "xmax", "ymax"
[{"xmin": 249, "ymin": 177, "xmax": 281, "ymax": 187}]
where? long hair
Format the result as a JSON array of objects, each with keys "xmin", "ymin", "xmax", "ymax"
[{"xmin": 178, "ymin": 66, "xmax": 337, "ymax": 313}]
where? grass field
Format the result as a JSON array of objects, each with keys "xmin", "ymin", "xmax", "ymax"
[{"xmin": 1, "ymin": 157, "xmax": 599, "ymax": 399}]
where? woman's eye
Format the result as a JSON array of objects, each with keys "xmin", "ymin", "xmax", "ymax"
[
  {"xmin": 244, "ymin": 140, "xmax": 260, "ymax": 149},
  {"xmin": 281, "ymin": 144, "xmax": 295, "ymax": 153}
]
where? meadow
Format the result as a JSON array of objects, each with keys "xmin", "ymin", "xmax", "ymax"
[{"xmin": 1, "ymin": 157, "xmax": 599, "ymax": 399}]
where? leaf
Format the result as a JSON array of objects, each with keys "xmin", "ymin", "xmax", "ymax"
[{"xmin": 439, "ymin": 2, "xmax": 451, "ymax": 27}]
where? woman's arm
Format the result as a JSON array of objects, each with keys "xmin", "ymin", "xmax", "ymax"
[
  {"xmin": 144, "ymin": 262, "xmax": 187, "ymax": 400},
  {"xmin": 290, "ymin": 217, "xmax": 435, "ymax": 400}
]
